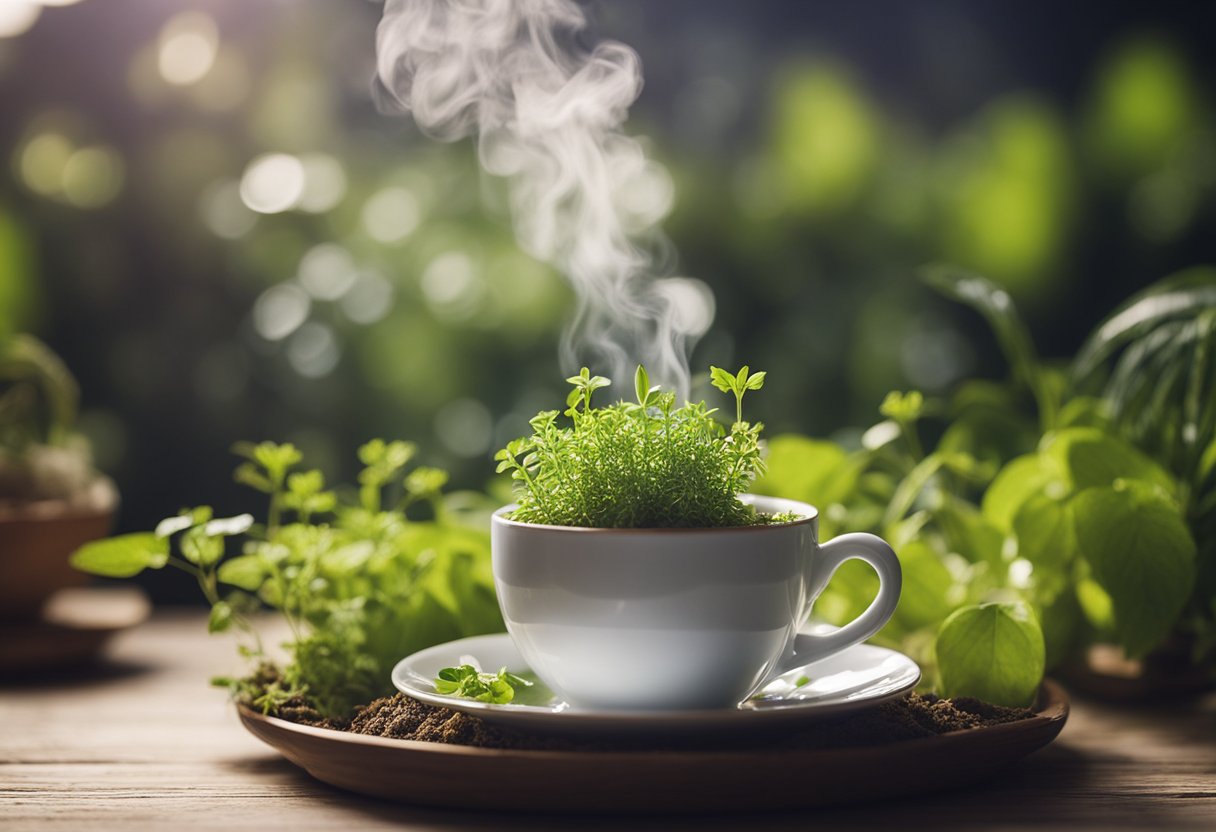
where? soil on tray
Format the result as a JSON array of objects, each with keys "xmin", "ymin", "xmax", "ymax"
[{"xmin": 276, "ymin": 691, "xmax": 1036, "ymax": 752}]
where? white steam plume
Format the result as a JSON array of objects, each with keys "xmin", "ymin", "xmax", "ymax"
[{"xmin": 375, "ymin": 0, "xmax": 714, "ymax": 398}]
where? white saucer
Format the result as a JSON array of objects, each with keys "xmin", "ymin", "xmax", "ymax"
[{"xmin": 391, "ymin": 630, "xmax": 920, "ymax": 737}]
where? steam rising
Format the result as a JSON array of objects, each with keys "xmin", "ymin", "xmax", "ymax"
[{"xmin": 375, "ymin": 0, "xmax": 713, "ymax": 397}]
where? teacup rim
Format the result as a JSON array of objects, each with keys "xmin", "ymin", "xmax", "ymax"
[{"xmin": 491, "ymin": 493, "xmax": 818, "ymax": 534}]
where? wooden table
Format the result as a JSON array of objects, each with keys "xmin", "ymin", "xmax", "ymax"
[{"xmin": 2, "ymin": 611, "xmax": 1215, "ymax": 831}]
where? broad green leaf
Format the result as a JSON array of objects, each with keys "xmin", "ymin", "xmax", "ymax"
[
  {"xmin": 982, "ymin": 453, "xmax": 1065, "ymax": 532},
  {"xmin": 217, "ymin": 555, "xmax": 265, "ymax": 591},
  {"xmin": 935, "ymin": 501, "xmax": 1005, "ymax": 565},
  {"xmin": 70, "ymin": 533, "xmax": 168, "ymax": 578},
  {"xmin": 1057, "ymin": 397, "xmax": 1113, "ymax": 429},
  {"xmin": 1071, "ymin": 481, "xmax": 1196, "ymax": 657},
  {"xmin": 1075, "ymin": 578, "xmax": 1115, "ymax": 632},
  {"xmin": 1011, "ymin": 492, "xmax": 1074, "ymax": 570},
  {"xmin": 891, "ymin": 540, "xmax": 955, "ymax": 631},
  {"xmin": 934, "ymin": 601, "xmax": 1045, "ymax": 707},
  {"xmin": 1044, "ymin": 427, "xmax": 1175, "ymax": 493},
  {"xmin": 753, "ymin": 435, "xmax": 860, "ymax": 508}
]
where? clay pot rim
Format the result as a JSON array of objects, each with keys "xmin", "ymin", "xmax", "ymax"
[{"xmin": 0, "ymin": 495, "xmax": 117, "ymax": 525}]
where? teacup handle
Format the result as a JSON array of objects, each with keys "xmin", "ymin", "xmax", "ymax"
[{"xmin": 775, "ymin": 533, "xmax": 902, "ymax": 675}]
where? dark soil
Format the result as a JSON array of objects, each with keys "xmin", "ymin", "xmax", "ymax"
[{"xmin": 278, "ymin": 691, "xmax": 1036, "ymax": 752}]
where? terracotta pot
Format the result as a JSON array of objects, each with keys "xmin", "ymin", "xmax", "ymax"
[
  {"xmin": 0, "ymin": 502, "xmax": 114, "ymax": 621},
  {"xmin": 1060, "ymin": 638, "xmax": 1215, "ymax": 702}
]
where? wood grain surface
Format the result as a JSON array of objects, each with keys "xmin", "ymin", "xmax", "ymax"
[{"xmin": 2, "ymin": 611, "xmax": 1214, "ymax": 830}]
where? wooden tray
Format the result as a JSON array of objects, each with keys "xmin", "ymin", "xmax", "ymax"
[{"xmin": 237, "ymin": 680, "xmax": 1069, "ymax": 813}]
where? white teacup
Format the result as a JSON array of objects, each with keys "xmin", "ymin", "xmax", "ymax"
[{"xmin": 491, "ymin": 495, "xmax": 902, "ymax": 710}]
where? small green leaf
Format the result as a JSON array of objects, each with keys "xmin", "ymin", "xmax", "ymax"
[
  {"xmin": 217, "ymin": 555, "xmax": 265, "ymax": 591},
  {"xmin": 405, "ymin": 467, "xmax": 449, "ymax": 497},
  {"xmin": 321, "ymin": 541, "xmax": 375, "ymax": 575},
  {"xmin": 879, "ymin": 390, "xmax": 924, "ymax": 423},
  {"xmin": 208, "ymin": 601, "xmax": 233, "ymax": 634},
  {"xmin": 180, "ymin": 528, "xmax": 224, "ymax": 567},
  {"xmin": 70, "ymin": 533, "xmax": 169, "ymax": 578},
  {"xmin": 935, "ymin": 602, "xmax": 1045, "ymax": 707},
  {"xmin": 634, "ymin": 364, "xmax": 650, "ymax": 405},
  {"xmin": 709, "ymin": 365, "xmax": 735, "ymax": 394},
  {"xmin": 1071, "ymin": 480, "xmax": 1196, "ymax": 657},
  {"xmin": 745, "ymin": 371, "xmax": 767, "ymax": 391}
]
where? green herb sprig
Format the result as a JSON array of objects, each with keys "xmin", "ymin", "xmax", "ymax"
[
  {"xmin": 434, "ymin": 664, "xmax": 533, "ymax": 704},
  {"xmin": 496, "ymin": 364, "xmax": 776, "ymax": 528}
]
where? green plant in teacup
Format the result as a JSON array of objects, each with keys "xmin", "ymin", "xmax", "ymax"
[
  {"xmin": 483, "ymin": 366, "xmax": 903, "ymax": 711},
  {"xmin": 0, "ymin": 334, "xmax": 117, "ymax": 619}
]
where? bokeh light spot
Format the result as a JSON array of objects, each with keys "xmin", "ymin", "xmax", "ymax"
[
  {"xmin": 421, "ymin": 251, "xmax": 483, "ymax": 321},
  {"xmin": 16, "ymin": 132, "xmax": 71, "ymax": 196},
  {"xmin": 362, "ymin": 186, "xmax": 421, "ymax": 242},
  {"xmin": 434, "ymin": 398, "xmax": 493, "ymax": 458},
  {"xmin": 157, "ymin": 12, "xmax": 219, "ymax": 86},
  {"xmin": 0, "ymin": 3, "xmax": 41, "ymax": 39},
  {"xmin": 199, "ymin": 179, "xmax": 258, "ymax": 239},
  {"xmin": 239, "ymin": 153, "xmax": 305, "ymax": 214},
  {"xmin": 287, "ymin": 322, "xmax": 340, "ymax": 378},
  {"xmin": 339, "ymin": 271, "xmax": 394, "ymax": 325},
  {"xmin": 297, "ymin": 243, "xmax": 357, "ymax": 301},
  {"xmin": 252, "ymin": 283, "xmax": 310, "ymax": 341},
  {"xmin": 297, "ymin": 153, "xmax": 347, "ymax": 213},
  {"xmin": 61, "ymin": 145, "xmax": 124, "ymax": 208},
  {"xmin": 191, "ymin": 48, "xmax": 252, "ymax": 112}
]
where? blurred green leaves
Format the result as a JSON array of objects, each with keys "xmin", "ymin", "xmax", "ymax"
[{"xmin": 770, "ymin": 62, "xmax": 878, "ymax": 216}]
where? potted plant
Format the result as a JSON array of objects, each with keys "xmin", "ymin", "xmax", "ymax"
[
  {"xmin": 0, "ymin": 334, "xmax": 116, "ymax": 620},
  {"xmin": 751, "ymin": 267, "xmax": 1215, "ymax": 705},
  {"xmin": 488, "ymin": 365, "xmax": 903, "ymax": 710}
]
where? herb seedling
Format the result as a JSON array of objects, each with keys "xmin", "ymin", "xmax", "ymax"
[
  {"xmin": 72, "ymin": 440, "xmax": 503, "ymax": 718},
  {"xmin": 434, "ymin": 664, "xmax": 533, "ymax": 704},
  {"xmin": 496, "ymin": 364, "xmax": 778, "ymax": 528}
]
